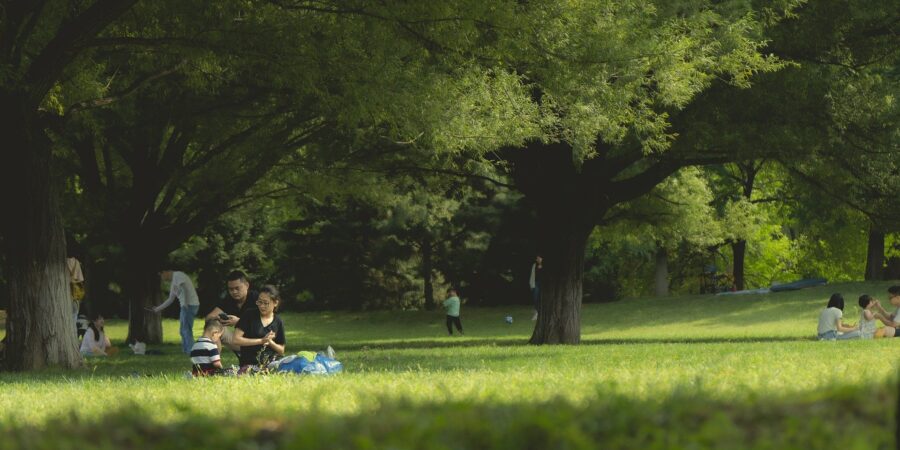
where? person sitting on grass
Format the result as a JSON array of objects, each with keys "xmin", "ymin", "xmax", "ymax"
[
  {"xmin": 232, "ymin": 285, "xmax": 285, "ymax": 369},
  {"xmin": 205, "ymin": 270, "xmax": 259, "ymax": 356},
  {"xmin": 857, "ymin": 294, "xmax": 898, "ymax": 339},
  {"xmin": 443, "ymin": 287, "xmax": 463, "ymax": 336},
  {"xmin": 817, "ymin": 293, "xmax": 859, "ymax": 340},
  {"xmin": 80, "ymin": 313, "xmax": 116, "ymax": 356},
  {"xmin": 886, "ymin": 286, "xmax": 900, "ymax": 322},
  {"xmin": 190, "ymin": 318, "xmax": 225, "ymax": 376}
]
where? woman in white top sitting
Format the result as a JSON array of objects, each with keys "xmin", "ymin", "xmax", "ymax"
[
  {"xmin": 857, "ymin": 294, "xmax": 897, "ymax": 339},
  {"xmin": 80, "ymin": 313, "xmax": 113, "ymax": 356},
  {"xmin": 817, "ymin": 293, "xmax": 860, "ymax": 340}
]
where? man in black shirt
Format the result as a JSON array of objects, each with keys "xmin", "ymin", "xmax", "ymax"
[{"xmin": 205, "ymin": 270, "xmax": 258, "ymax": 353}]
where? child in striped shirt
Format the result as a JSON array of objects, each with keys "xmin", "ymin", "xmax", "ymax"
[{"xmin": 190, "ymin": 319, "xmax": 225, "ymax": 376}]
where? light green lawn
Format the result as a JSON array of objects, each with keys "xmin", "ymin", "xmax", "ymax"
[{"xmin": 0, "ymin": 282, "xmax": 896, "ymax": 449}]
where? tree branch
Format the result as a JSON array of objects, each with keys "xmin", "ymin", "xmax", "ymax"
[
  {"xmin": 25, "ymin": 0, "xmax": 139, "ymax": 107},
  {"xmin": 66, "ymin": 60, "xmax": 188, "ymax": 114}
]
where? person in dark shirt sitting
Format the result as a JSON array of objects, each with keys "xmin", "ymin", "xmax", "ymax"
[
  {"xmin": 232, "ymin": 285, "xmax": 285, "ymax": 368},
  {"xmin": 205, "ymin": 270, "xmax": 259, "ymax": 354},
  {"xmin": 190, "ymin": 319, "xmax": 224, "ymax": 376}
]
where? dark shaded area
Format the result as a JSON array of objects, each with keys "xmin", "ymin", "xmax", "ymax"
[{"xmin": 314, "ymin": 335, "xmax": 817, "ymax": 353}]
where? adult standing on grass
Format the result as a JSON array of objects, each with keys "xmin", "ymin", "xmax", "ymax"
[
  {"xmin": 443, "ymin": 287, "xmax": 463, "ymax": 336},
  {"xmin": 817, "ymin": 293, "xmax": 859, "ymax": 340},
  {"xmin": 529, "ymin": 255, "xmax": 542, "ymax": 321},
  {"xmin": 66, "ymin": 252, "xmax": 85, "ymax": 327},
  {"xmin": 205, "ymin": 270, "xmax": 258, "ymax": 354},
  {"xmin": 149, "ymin": 270, "xmax": 200, "ymax": 354},
  {"xmin": 232, "ymin": 285, "xmax": 285, "ymax": 368}
]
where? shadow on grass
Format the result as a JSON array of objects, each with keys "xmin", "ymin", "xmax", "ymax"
[
  {"xmin": 324, "ymin": 335, "xmax": 817, "ymax": 352},
  {"xmin": 0, "ymin": 382, "xmax": 891, "ymax": 450}
]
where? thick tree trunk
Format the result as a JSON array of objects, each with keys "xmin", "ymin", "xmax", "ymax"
[
  {"xmin": 654, "ymin": 247, "xmax": 669, "ymax": 297},
  {"xmin": 123, "ymin": 244, "xmax": 163, "ymax": 344},
  {"xmin": 529, "ymin": 216, "xmax": 591, "ymax": 345},
  {"xmin": 730, "ymin": 162, "xmax": 759, "ymax": 292},
  {"xmin": 421, "ymin": 236, "xmax": 435, "ymax": 310},
  {"xmin": 1, "ymin": 98, "xmax": 82, "ymax": 370},
  {"xmin": 865, "ymin": 227, "xmax": 885, "ymax": 281},
  {"xmin": 732, "ymin": 239, "xmax": 747, "ymax": 291}
]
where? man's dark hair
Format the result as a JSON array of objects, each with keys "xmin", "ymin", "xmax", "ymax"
[
  {"xmin": 888, "ymin": 286, "xmax": 900, "ymax": 296},
  {"xmin": 226, "ymin": 270, "xmax": 249, "ymax": 284},
  {"xmin": 827, "ymin": 293, "xmax": 845, "ymax": 310},
  {"xmin": 858, "ymin": 294, "xmax": 873, "ymax": 309}
]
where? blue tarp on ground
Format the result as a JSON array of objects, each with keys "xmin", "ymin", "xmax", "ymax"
[
  {"xmin": 716, "ymin": 278, "xmax": 828, "ymax": 296},
  {"xmin": 768, "ymin": 278, "xmax": 828, "ymax": 292}
]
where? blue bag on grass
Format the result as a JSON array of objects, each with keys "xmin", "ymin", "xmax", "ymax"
[
  {"xmin": 315, "ymin": 354, "xmax": 343, "ymax": 373},
  {"xmin": 277, "ymin": 353, "xmax": 341, "ymax": 375}
]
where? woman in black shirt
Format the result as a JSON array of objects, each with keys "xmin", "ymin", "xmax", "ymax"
[{"xmin": 232, "ymin": 285, "xmax": 286, "ymax": 367}]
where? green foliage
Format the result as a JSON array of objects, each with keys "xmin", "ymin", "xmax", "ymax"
[
  {"xmin": 589, "ymin": 168, "xmax": 728, "ymax": 297},
  {"xmin": 607, "ymin": 168, "xmax": 726, "ymax": 250}
]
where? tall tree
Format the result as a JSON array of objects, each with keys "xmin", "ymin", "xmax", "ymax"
[
  {"xmin": 769, "ymin": 0, "xmax": 900, "ymax": 280},
  {"xmin": 274, "ymin": 0, "xmax": 799, "ymax": 343},
  {"xmin": 55, "ymin": 1, "xmax": 341, "ymax": 342},
  {"xmin": 0, "ymin": 0, "xmax": 139, "ymax": 370}
]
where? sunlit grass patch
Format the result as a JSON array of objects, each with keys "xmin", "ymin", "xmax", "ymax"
[{"xmin": 0, "ymin": 281, "xmax": 897, "ymax": 449}]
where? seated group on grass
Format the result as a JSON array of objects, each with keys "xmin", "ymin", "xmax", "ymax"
[
  {"xmin": 817, "ymin": 286, "xmax": 900, "ymax": 340},
  {"xmin": 76, "ymin": 269, "xmax": 287, "ymax": 375},
  {"xmin": 190, "ymin": 283, "xmax": 286, "ymax": 376}
]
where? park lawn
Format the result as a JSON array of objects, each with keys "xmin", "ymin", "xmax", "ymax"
[{"xmin": 0, "ymin": 281, "xmax": 896, "ymax": 449}]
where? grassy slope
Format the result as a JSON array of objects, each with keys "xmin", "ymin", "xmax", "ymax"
[{"xmin": 0, "ymin": 282, "xmax": 896, "ymax": 449}]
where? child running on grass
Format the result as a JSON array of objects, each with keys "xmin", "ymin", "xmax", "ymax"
[
  {"xmin": 857, "ymin": 294, "xmax": 897, "ymax": 339},
  {"xmin": 443, "ymin": 287, "xmax": 463, "ymax": 336},
  {"xmin": 190, "ymin": 318, "xmax": 224, "ymax": 376},
  {"xmin": 817, "ymin": 293, "xmax": 859, "ymax": 340}
]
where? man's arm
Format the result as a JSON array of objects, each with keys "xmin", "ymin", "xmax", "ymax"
[
  {"xmin": 205, "ymin": 307, "xmax": 224, "ymax": 320},
  {"xmin": 205, "ymin": 306, "xmax": 239, "ymax": 327},
  {"xmin": 153, "ymin": 278, "xmax": 179, "ymax": 312}
]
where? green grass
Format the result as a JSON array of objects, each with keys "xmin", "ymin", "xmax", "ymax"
[{"xmin": 0, "ymin": 282, "xmax": 897, "ymax": 449}]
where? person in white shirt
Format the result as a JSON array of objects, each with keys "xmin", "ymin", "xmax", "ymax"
[
  {"xmin": 529, "ymin": 255, "xmax": 542, "ymax": 321},
  {"xmin": 857, "ymin": 294, "xmax": 897, "ymax": 339},
  {"xmin": 80, "ymin": 313, "xmax": 113, "ymax": 356},
  {"xmin": 817, "ymin": 293, "xmax": 859, "ymax": 340},
  {"xmin": 150, "ymin": 270, "xmax": 200, "ymax": 354}
]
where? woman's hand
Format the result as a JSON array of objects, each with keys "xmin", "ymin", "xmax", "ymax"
[{"xmin": 259, "ymin": 331, "xmax": 276, "ymax": 346}]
